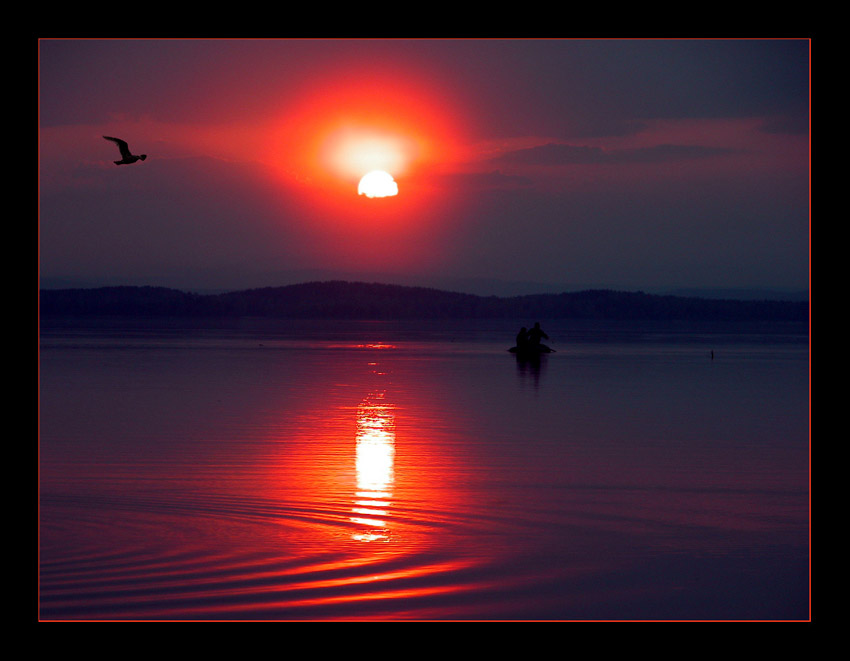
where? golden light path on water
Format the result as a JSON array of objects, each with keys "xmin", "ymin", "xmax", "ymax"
[
  {"xmin": 208, "ymin": 343, "xmax": 492, "ymax": 620},
  {"xmin": 351, "ymin": 390, "xmax": 395, "ymax": 541}
]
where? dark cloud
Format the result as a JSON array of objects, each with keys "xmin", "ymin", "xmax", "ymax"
[
  {"xmin": 493, "ymin": 142, "xmax": 737, "ymax": 166},
  {"xmin": 494, "ymin": 144, "xmax": 605, "ymax": 166},
  {"xmin": 426, "ymin": 170, "xmax": 534, "ymax": 190},
  {"xmin": 758, "ymin": 113, "xmax": 809, "ymax": 135},
  {"xmin": 408, "ymin": 39, "xmax": 809, "ymax": 140},
  {"xmin": 39, "ymin": 39, "xmax": 809, "ymax": 139}
]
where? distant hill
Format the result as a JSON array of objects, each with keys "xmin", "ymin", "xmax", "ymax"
[
  {"xmin": 38, "ymin": 281, "xmax": 809, "ymax": 322},
  {"xmin": 659, "ymin": 287, "xmax": 809, "ymax": 302}
]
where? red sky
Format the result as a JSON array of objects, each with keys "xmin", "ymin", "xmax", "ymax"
[{"xmin": 38, "ymin": 38, "xmax": 809, "ymax": 295}]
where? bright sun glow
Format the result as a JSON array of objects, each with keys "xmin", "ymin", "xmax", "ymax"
[
  {"xmin": 358, "ymin": 170, "xmax": 399, "ymax": 198},
  {"xmin": 319, "ymin": 126, "xmax": 413, "ymax": 185}
]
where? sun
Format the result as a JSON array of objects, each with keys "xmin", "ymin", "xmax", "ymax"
[{"xmin": 358, "ymin": 170, "xmax": 399, "ymax": 198}]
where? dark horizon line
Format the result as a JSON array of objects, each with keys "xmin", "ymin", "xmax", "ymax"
[
  {"xmin": 38, "ymin": 278, "xmax": 810, "ymax": 302},
  {"xmin": 38, "ymin": 280, "xmax": 810, "ymax": 322}
]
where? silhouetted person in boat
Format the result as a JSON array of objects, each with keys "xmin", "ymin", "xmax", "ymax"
[
  {"xmin": 516, "ymin": 326, "xmax": 529, "ymax": 351},
  {"xmin": 103, "ymin": 136, "xmax": 147, "ymax": 165},
  {"xmin": 527, "ymin": 322, "xmax": 549, "ymax": 347}
]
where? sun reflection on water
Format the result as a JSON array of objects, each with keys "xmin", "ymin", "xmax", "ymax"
[{"xmin": 351, "ymin": 391, "xmax": 395, "ymax": 542}]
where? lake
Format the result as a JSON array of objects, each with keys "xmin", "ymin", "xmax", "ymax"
[{"xmin": 38, "ymin": 317, "xmax": 810, "ymax": 620}]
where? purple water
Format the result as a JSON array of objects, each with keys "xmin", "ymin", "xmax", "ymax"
[{"xmin": 39, "ymin": 318, "xmax": 809, "ymax": 620}]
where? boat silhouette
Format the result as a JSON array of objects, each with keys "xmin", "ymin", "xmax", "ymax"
[{"xmin": 508, "ymin": 343, "xmax": 554, "ymax": 355}]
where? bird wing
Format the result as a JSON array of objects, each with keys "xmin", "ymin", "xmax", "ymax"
[{"xmin": 103, "ymin": 136, "xmax": 132, "ymax": 158}]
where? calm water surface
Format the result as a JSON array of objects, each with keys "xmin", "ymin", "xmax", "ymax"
[{"xmin": 39, "ymin": 318, "xmax": 810, "ymax": 620}]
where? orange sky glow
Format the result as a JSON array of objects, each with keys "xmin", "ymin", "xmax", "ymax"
[
  {"xmin": 269, "ymin": 72, "xmax": 466, "ymax": 199},
  {"xmin": 243, "ymin": 72, "xmax": 472, "ymax": 271}
]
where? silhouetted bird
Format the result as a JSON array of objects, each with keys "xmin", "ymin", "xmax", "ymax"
[{"xmin": 103, "ymin": 136, "xmax": 147, "ymax": 165}]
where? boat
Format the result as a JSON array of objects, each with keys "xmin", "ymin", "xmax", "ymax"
[{"xmin": 508, "ymin": 344, "xmax": 554, "ymax": 355}]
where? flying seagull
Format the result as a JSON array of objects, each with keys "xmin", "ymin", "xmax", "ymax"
[{"xmin": 103, "ymin": 136, "xmax": 147, "ymax": 165}]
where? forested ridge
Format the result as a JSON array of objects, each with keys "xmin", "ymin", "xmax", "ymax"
[{"xmin": 39, "ymin": 281, "xmax": 809, "ymax": 321}]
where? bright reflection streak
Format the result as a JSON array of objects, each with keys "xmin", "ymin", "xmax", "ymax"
[{"xmin": 352, "ymin": 391, "xmax": 395, "ymax": 541}]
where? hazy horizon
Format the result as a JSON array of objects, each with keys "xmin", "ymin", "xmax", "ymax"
[{"xmin": 38, "ymin": 270, "xmax": 810, "ymax": 301}]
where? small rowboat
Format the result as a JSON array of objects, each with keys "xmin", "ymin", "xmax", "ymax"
[{"xmin": 508, "ymin": 344, "xmax": 554, "ymax": 355}]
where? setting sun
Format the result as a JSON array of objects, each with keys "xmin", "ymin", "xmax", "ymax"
[
  {"xmin": 254, "ymin": 68, "xmax": 469, "ymax": 271},
  {"xmin": 358, "ymin": 170, "xmax": 398, "ymax": 198},
  {"xmin": 267, "ymin": 70, "xmax": 465, "ymax": 199}
]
